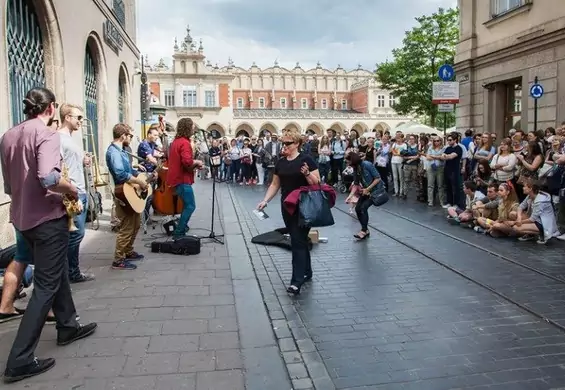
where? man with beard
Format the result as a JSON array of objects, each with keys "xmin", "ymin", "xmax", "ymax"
[{"xmin": 0, "ymin": 87, "xmax": 97, "ymax": 383}]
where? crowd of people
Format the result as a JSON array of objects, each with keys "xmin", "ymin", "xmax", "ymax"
[{"xmin": 198, "ymin": 123, "xmax": 565, "ymax": 246}]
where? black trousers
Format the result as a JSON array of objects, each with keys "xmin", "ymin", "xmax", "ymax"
[
  {"xmin": 444, "ymin": 170, "xmax": 464, "ymax": 209},
  {"xmin": 282, "ymin": 207, "xmax": 311, "ymax": 288},
  {"xmin": 376, "ymin": 165, "xmax": 389, "ymax": 192},
  {"xmin": 355, "ymin": 196, "xmax": 373, "ymax": 231},
  {"xmin": 7, "ymin": 216, "xmax": 79, "ymax": 369},
  {"xmin": 329, "ymin": 158, "xmax": 344, "ymax": 185}
]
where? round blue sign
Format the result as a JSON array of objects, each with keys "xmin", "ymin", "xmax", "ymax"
[
  {"xmin": 438, "ymin": 64, "xmax": 454, "ymax": 81},
  {"xmin": 530, "ymin": 83, "xmax": 544, "ymax": 99}
]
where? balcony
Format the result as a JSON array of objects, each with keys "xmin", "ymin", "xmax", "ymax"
[{"xmin": 112, "ymin": 0, "xmax": 126, "ymax": 28}]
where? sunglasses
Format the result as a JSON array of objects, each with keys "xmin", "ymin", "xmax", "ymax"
[
  {"xmin": 70, "ymin": 115, "xmax": 84, "ymax": 121},
  {"xmin": 282, "ymin": 141, "xmax": 295, "ymax": 146}
]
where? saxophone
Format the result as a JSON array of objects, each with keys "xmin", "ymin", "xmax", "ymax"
[{"xmin": 62, "ymin": 163, "xmax": 82, "ymax": 231}]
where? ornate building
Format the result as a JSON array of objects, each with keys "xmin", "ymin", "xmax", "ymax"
[
  {"xmin": 0, "ymin": 0, "xmax": 141, "ymax": 247},
  {"xmin": 146, "ymin": 26, "xmax": 411, "ymax": 138},
  {"xmin": 455, "ymin": 0, "xmax": 565, "ymax": 136}
]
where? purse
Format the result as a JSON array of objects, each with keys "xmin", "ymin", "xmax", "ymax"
[{"xmin": 298, "ymin": 188, "xmax": 335, "ymax": 228}]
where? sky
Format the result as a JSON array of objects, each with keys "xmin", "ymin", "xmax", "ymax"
[{"xmin": 138, "ymin": 0, "xmax": 457, "ymax": 71}]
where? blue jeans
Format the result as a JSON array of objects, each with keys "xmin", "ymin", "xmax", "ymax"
[
  {"xmin": 68, "ymin": 193, "xmax": 88, "ymax": 280},
  {"xmin": 174, "ymin": 184, "xmax": 196, "ymax": 237}
]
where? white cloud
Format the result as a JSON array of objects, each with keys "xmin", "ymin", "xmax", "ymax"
[{"xmin": 137, "ymin": 0, "xmax": 458, "ymax": 70}]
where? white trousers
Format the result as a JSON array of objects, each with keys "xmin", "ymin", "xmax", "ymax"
[{"xmin": 256, "ymin": 162, "xmax": 264, "ymax": 185}]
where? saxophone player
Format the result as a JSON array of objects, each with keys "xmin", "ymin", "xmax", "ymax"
[{"xmin": 58, "ymin": 104, "xmax": 95, "ymax": 283}]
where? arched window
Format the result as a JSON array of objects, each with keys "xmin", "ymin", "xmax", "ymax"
[
  {"xmin": 7, "ymin": 0, "xmax": 46, "ymax": 125},
  {"xmin": 118, "ymin": 69, "xmax": 127, "ymax": 123},
  {"xmin": 84, "ymin": 43, "xmax": 99, "ymax": 153}
]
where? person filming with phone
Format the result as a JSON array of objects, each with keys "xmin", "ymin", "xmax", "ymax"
[{"xmin": 256, "ymin": 128, "xmax": 320, "ymax": 296}]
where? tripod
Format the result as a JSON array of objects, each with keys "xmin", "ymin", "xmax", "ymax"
[{"xmin": 196, "ymin": 130, "xmax": 224, "ymax": 245}]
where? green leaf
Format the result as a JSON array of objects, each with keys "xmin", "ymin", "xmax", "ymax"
[{"xmin": 376, "ymin": 7, "xmax": 459, "ymax": 127}]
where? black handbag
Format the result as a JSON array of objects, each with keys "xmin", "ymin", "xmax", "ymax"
[
  {"xmin": 298, "ymin": 188, "xmax": 335, "ymax": 228},
  {"xmin": 358, "ymin": 167, "xmax": 388, "ymax": 206}
]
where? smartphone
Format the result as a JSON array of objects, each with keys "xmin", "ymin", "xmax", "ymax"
[{"xmin": 252, "ymin": 209, "xmax": 269, "ymax": 220}]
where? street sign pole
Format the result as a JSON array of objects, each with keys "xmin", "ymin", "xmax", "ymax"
[
  {"xmin": 533, "ymin": 76, "xmax": 538, "ymax": 132},
  {"xmin": 529, "ymin": 76, "xmax": 544, "ymax": 132},
  {"xmin": 443, "ymin": 112, "xmax": 447, "ymax": 137}
]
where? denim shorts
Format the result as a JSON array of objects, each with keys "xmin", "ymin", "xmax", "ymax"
[{"xmin": 14, "ymin": 229, "xmax": 33, "ymax": 265}]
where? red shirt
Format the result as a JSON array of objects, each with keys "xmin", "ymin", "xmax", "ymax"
[{"xmin": 167, "ymin": 137, "xmax": 195, "ymax": 187}]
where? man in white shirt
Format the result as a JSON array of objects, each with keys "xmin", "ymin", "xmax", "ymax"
[{"xmin": 58, "ymin": 104, "xmax": 95, "ymax": 283}]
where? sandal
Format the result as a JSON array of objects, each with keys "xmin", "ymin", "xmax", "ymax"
[
  {"xmin": 286, "ymin": 285, "xmax": 300, "ymax": 296},
  {"xmin": 354, "ymin": 231, "xmax": 370, "ymax": 240},
  {"xmin": 0, "ymin": 311, "xmax": 23, "ymax": 324}
]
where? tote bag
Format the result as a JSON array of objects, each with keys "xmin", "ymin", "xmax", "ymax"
[{"xmin": 298, "ymin": 189, "xmax": 335, "ymax": 228}]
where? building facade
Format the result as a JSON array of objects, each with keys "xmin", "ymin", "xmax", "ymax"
[
  {"xmin": 146, "ymin": 26, "xmax": 411, "ymax": 138},
  {"xmin": 455, "ymin": 0, "xmax": 565, "ymax": 136},
  {"xmin": 0, "ymin": 0, "xmax": 141, "ymax": 247}
]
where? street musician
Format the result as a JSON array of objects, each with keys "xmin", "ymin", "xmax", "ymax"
[
  {"xmin": 106, "ymin": 124, "xmax": 148, "ymax": 271},
  {"xmin": 137, "ymin": 125, "xmax": 163, "ymax": 218}
]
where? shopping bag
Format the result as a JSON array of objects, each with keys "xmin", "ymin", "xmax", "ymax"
[{"xmin": 298, "ymin": 189, "xmax": 335, "ymax": 228}]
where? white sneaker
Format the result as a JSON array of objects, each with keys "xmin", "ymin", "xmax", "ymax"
[
  {"xmin": 442, "ymin": 204, "xmax": 451, "ymax": 209},
  {"xmin": 557, "ymin": 233, "xmax": 565, "ymax": 241}
]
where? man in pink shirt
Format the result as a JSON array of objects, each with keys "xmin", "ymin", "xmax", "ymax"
[{"xmin": 0, "ymin": 87, "xmax": 97, "ymax": 383}]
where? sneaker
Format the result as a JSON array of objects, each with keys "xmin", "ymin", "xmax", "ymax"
[
  {"xmin": 518, "ymin": 234, "xmax": 537, "ymax": 242},
  {"xmin": 442, "ymin": 204, "xmax": 451, "ymax": 209},
  {"xmin": 125, "ymin": 252, "xmax": 144, "ymax": 261},
  {"xmin": 112, "ymin": 260, "xmax": 137, "ymax": 270},
  {"xmin": 557, "ymin": 233, "xmax": 565, "ymax": 241},
  {"xmin": 69, "ymin": 273, "xmax": 95, "ymax": 283},
  {"xmin": 474, "ymin": 226, "xmax": 486, "ymax": 234},
  {"xmin": 537, "ymin": 237, "xmax": 548, "ymax": 245},
  {"xmin": 448, "ymin": 217, "xmax": 461, "ymax": 225}
]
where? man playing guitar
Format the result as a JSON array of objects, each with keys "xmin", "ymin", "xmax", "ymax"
[
  {"xmin": 167, "ymin": 118, "xmax": 203, "ymax": 239},
  {"xmin": 106, "ymin": 124, "xmax": 148, "ymax": 270}
]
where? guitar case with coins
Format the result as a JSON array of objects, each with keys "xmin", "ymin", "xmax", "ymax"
[{"xmin": 150, "ymin": 236, "xmax": 201, "ymax": 256}]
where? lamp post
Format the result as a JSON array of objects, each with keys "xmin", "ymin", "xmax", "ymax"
[{"xmin": 140, "ymin": 54, "xmax": 149, "ymax": 138}]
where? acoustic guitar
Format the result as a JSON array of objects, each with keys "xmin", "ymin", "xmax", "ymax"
[{"xmin": 114, "ymin": 172, "xmax": 155, "ymax": 214}]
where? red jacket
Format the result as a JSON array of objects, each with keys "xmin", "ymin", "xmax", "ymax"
[
  {"xmin": 283, "ymin": 184, "xmax": 337, "ymax": 215},
  {"xmin": 167, "ymin": 137, "xmax": 195, "ymax": 187}
]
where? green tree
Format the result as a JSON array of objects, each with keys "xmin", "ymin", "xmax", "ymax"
[{"xmin": 376, "ymin": 7, "xmax": 459, "ymax": 128}]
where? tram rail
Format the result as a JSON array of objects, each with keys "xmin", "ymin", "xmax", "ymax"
[{"xmin": 333, "ymin": 204, "xmax": 565, "ymax": 333}]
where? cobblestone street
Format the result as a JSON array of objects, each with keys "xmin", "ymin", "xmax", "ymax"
[
  {"xmin": 0, "ymin": 182, "xmax": 290, "ymax": 390},
  {"xmin": 3, "ymin": 181, "xmax": 565, "ymax": 389},
  {"xmin": 229, "ymin": 184, "xmax": 565, "ymax": 390}
]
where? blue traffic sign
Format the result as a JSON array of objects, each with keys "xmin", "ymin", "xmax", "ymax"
[
  {"xmin": 438, "ymin": 64, "xmax": 454, "ymax": 81},
  {"xmin": 530, "ymin": 83, "xmax": 544, "ymax": 99}
]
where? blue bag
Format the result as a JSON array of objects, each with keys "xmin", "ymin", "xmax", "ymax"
[{"xmin": 298, "ymin": 189, "xmax": 335, "ymax": 228}]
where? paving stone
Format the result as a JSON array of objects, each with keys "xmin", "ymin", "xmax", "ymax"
[
  {"xmin": 195, "ymin": 370, "xmax": 244, "ymax": 390},
  {"xmin": 148, "ymin": 335, "xmax": 199, "ymax": 353},
  {"xmin": 122, "ymin": 353, "xmax": 180, "ymax": 376},
  {"xmin": 155, "ymin": 374, "xmax": 196, "ymax": 390},
  {"xmin": 178, "ymin": 350, "xmax": 216, "ymax": 373},
  {"xmin": 161, "ymin": 319, "xmax": 208, "ymax": 335},
  {"xmin": 215, "ymin": 349, "xmax": 243, "ymax": 370},
  {"xmin": 229, "ymin": 184, "xmax": 565, "ymax": 390},
  {"xmin": 199, "ymin": 332, "xmax": 240, "ymax": 350}
]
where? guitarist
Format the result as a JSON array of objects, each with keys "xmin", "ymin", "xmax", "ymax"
[
  {"xmin": 167, "ymin": 118, "xmax": 203, "ymax": 239},
  {"xmin": 106, "ymin": 124, "xmax": 148, "ymax": 270}
]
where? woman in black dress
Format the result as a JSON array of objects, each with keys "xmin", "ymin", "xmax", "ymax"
[{"xmin": 257, "ymin": 128, "xmax": 321, "ymax": 295}]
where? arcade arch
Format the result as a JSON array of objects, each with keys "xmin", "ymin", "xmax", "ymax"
[
  {"xmin": 374, "ymin": 122, "xmax": 390, "ymax": 133},
  {"xmin": 329, "ymin": 122, "xmax": 346, "ymax": 133},
  {"xmin": 305, "ymin": 122, "xmax": 324, "ymax": 136},
  {"xmin": 351, "ymin": 122, "xmax": 369, "ymax": 134},
  {"xmin": 206, "ymin": 122, "xmax": 226, "ymax": 138},
  {"xmin": 235, "ymin": 122, "xmax": 254, "ymax": 137},
  {"xmin": 283, "ymin": 122, "xmax": 302, "ymax": 133},
  {"xmin": 259, "ymin": 122, "xmax": 278, "ymax": 137}
]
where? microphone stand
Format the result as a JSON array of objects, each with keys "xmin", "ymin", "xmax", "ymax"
[{"xmin": 196, "ymin": 129, "xmax": 224, "ymax": 245}]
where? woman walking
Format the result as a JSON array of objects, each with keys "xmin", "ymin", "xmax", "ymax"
[
  {"xmin": 256, "ymin": 128, "xmax": 320, "ymax": 295},
  {"xmin": 347, "ymin": 152, "xmax": 384, "ymax": 240}
]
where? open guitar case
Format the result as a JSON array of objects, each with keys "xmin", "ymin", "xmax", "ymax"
[{"xmin": 251, "ymin": 227, "xmax": 313, "ymax": 252}]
